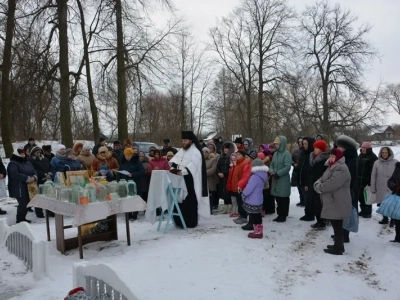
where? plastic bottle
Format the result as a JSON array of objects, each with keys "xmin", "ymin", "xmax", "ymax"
[
  {"xmin": 79, "ymin": 189, "xmax": 89, "ymax": 205},
  {"xmin": 117, "ymin": 179, "xmax": 128, "ymax": 198},
  {"xmin": 85, "ymin": 183, "xmax": 97, "ymax": 203}
]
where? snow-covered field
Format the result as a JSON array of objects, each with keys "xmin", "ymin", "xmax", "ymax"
[{"xmin": 0, "ymin": 145, "xmax": 400, "ymax": 300}]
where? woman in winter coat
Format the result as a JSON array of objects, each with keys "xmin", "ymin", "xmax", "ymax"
[
  {"xmin": 77, "ymin": 145, "xmax": 96, "ymax": 170},
  {"xmin": 118, "ymin": 148, "xmax": 145, "ymax": 220},
  {"xmin": 295, "ymin": 137, "xmax": 316, "ymax": 221},
  {"xmin": 370, "ymin": 147, "xmax": 398, "ymax": 225},
  {"xmin": 226, "ymin": 153, "xmax": 238, "ymax": 217},
  {"xmin": 91, "ymin": 146, "xmax": 119, "ymax": 176},
  {"xmin": 226, "ymin": 150, "xmax": 248, "ymax": 222},
  {"xmin": 307, "ymin": 140, "xmax": 329, "ymax": 230},
  {"xmin": 269, "ymin": 136, "xmax": 292, "ymax": 223},
  {"xmin": 0, "ymin": 157, "xmax": 8, "ymax": 215},
  {"xmin": 50, "ymin": 144, "xmax": 66, "ymax": 177},
  {"xmin": 207, "ymin": 142, "xmax": 220, "ymax": 161},
  {"xmin": 217, "ymin": 142, "xmax": 237, "ymax": 213},
  {"xmin": 59, "ymin": 149, "xmax": 83, "ymax": 173},
  {"xmin": 29, "ymin": 146, "xmax": 54, "ymax": 218},
  {"xmin": 203, "ymin": 148, "xmax": 218, "ymax": 213},
  {"xmin": 387, "ymin": 162, "xmax": 400, "ymax": 243},
  {"xmin": 73, "ymin": 142, "xmax": 84, "ymax": 156},
  {"xmin": 242, "ymin": 159, "xmax": 269, "ymax": 239},
  {"xmin": 139, "ymin": 151, "xmax": 150, "ymax": 202},
  {"xmin": 314, "ymin": 148, "xmax": 352, "ymax": 255},
  {"xmin": 147, "ymin": 149, "xmax": 170, "ymax": 174},
  {"xmin": 7, "ymin": 148, "xmax": 38, "ymax": 223},
  {"xmin": 357, "ymin": 142, "xmax": 378, "ymax": 218}
]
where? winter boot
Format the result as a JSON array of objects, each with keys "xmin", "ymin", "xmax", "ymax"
[
  {"xmin": 241, "ymin": 221, "xmax": 254, "ymax": 231},
  {"xmin": 221, "ymin": 205, "xmax": 228, "ymax": 214},
  {"xmin": 276, "ymin": 216, "xmax": 286, "ymax": 223},
  {"xmin": 390, "ymin": 219, "xmax": 395, "ymax": 228},
  {"xmin": 379, "ymin": 216, "xmax": 389, "ymax": 224},
  {"xmin": 248, "ymin": 224, "xmax": 263, "ymax": 239},
  {"xmin": 234, "ymin": 216, "xmax": 248, "ymax": 224},
  {"xmin": 324, "ymin": 234, "xmax": 344, "ymax": 255},
  {"xmin": 300, "ymin": 215, "xmax": 314, "ymax": 221},
  {"xmin": 227, "ymin": 204, "xmax": 233, "ymax": 215},
  {"xmin": 331, "ymin": 234, "xmax": 350, "ymax": 243},
  {"xmin": 229, "ymin": 205, "xmax": 239, "ymax": 217}
]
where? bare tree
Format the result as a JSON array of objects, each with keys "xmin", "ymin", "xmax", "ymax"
[
  {"xmin": 1, "ymin": 0, "xmax": 16, "ymax": 157},
  {"xmin": 299, "ymin": 2, "xmax": 379, "ymax": 139},
  {"xmin": 385, "ymin": 83, "xmax": 400, "ymax": 114}
]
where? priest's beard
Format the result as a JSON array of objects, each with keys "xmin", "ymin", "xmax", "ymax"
[{"xmin": 182, "ymin": 141, "xmax": 193, "ymax": 150}]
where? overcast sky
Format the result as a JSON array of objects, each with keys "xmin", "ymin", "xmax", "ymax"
[{"xmin": 167, "ymin": 0, "xmax": 400, "ymax": 124}]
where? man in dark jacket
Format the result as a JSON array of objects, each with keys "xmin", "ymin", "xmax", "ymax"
[
  {"xmin": 42, "ymin": 145, "xmax": 55, "ymax": 161},
  {"xmin": 29, "ymin": 146, "xmax": 54, "ymax": 218},
  {"xmin": 357, "ymin": 142, "xmax": 378, "ymax": 218},
  {"xmin": 295, "ymin": 137, "xmax": 315, "ymax": 220},
  {"xmin": 112, "ymin": 140, "xmax": 123, "ymax": 160},
  {"xmin": 160, "ymin": 138, "xmax": 178, "ymax": 157},
  {"xmin": 216, "ymin": 142, "xmax": 237, "ymax": 212},
  {"xmin": 92, "ymin": 137, "xmax": 107, "ymax": 156},
  {"xmin": 214, "ymin": 137, "xmax": 224, "ymax": 155},
  {"xmin": 335, "ymin": 135, "xmax": 359, "ymax": 243},
  {"xmin": 24, "ymin": 137, "xmax": 36, "ymax": 149}
]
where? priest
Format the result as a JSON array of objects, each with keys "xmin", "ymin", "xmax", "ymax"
[{"xmin": 169, "ymin": 131, "xmax": 210, "ymax": 228}]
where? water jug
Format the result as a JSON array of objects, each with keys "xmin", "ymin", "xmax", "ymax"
[
  {"xmin": 96, "ymin": 184, "xmax": 107, "ymax": 202},
  {"xmin": 71, "ymin": 185, "xmax": 82, "ymax": 204},
  {"xmin": 127, "ymin": 180, "xmax": 137, "ymax": 196},
  {"xmin": 44, "ymin": 180, "xmax": 56, "ymax": 198},
  {"xmin": 107, "ymin": 181, "xmax": 118, "ymax": 194},
  {"xmin": 85, "ymin": 183, "xmax": 97, "ymax": 203},
  {"xmin": 117, "ymin": 179, "xmax": 128, "ymax": 198}
]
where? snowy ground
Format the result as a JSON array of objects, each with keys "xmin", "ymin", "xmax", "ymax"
[{"xmin": 0, "ymin": 145, "xmax": 399, "ymax": 300}]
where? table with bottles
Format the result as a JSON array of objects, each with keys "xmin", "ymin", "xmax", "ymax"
[{"xmin": 28, "ymin": 178, "xmax": 146, "ymax": 259}]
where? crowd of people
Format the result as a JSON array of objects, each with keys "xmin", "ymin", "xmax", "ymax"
[{"xmin": 0, "ymin": 133, "xmax": 399, "ymax": 256}]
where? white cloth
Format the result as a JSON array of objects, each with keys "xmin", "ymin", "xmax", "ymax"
[
  {"xmin": 28, "ymin": 195, "xmax": 146, "ymax": 227},
  {"xmin": 145, "ymin": 170, "xmax": 188, "ymax": 224},
  {"xmin": 169, "ymin": 144, "xmax": 210, "ymax": 221}
]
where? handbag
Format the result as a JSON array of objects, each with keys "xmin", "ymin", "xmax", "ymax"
[
  {"xmin": 363, "ymin": 186, "xmax": 377, "ymax": 205},
  {"xmin": 343, "ymin": 207, "xmax": 359, "ymax": 233},
  {"xmin": 27, "ymin": 182, "xmax": 39, "ymax": 201},
  {"xmin": 376, "ymin": 193, "xmax": 400, "ymax": 220}
]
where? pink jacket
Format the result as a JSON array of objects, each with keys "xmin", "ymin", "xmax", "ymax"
[{"xmin": 148, "ymin": 157, "xmax": 170, "ymax": 174}]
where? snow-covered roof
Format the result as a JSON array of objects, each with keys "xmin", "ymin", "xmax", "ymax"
[
  {"xmin": 368, "ymin": 125, "xmax": 393, "ymax": 135},
  {"xmin": 203, "ymin": 132, "xmax": 219, "ymax": 141}
]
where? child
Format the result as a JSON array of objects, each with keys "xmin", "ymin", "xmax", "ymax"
[
  {"xmin": 97, "ymin": 165, "xmax": 114, "ymax": 182},
  {"xmin": 226, "ymin": 153, "xmax": 239, "ymax": 217},
  {"xmin": 241, "ymin": 158, "xmax": 269, "ymax": 239}
]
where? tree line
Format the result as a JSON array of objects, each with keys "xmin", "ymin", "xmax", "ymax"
[{"xmin": 0, "ymin": 0, "xmax": 397, "ymax": 157}]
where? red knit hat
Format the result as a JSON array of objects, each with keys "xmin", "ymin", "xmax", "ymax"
[{"xmin": 313, "ymin": 140, "xmax": 327, "ymax": 152}]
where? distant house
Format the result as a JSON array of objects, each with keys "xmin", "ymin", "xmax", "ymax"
[{"xmin": 368, "ymin": 125, "xmax": 395, "ymax": 141}]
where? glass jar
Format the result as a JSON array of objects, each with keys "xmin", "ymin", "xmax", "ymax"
[
  {"xmin": 96, "ymin": 184, "xmax": 107, "ymax": 202},
  {"xmin": 44, "ymin": 180, "xmax": 56, "ymax": 198},
  {"xmin": 79, "ymin": 189, "xmax": 89, "ymax": 205},
  {"xmin": 107, "ymin": 181, "xmax": 118, "ymax": 194},
  {"xmin": 39, "ymin": 184, "xmax": 45, "ymax": 195},
  {"xmin": 127, "ymin": 180, "xmax": 137, "ymax": 196},
  {"xmin": 117, "ymin": 179, "xmax": 128, "ymax": 198},
  {"xmin": 85, "ymin": 183, "xmax": 97, "ymax": 203},
  {"xmin": 60, "ymin": 188, "xmax": 72, "ymax": 202},
  {"xmin": 71, "ymin": 185, "xmax": 82, "ymax": 204}
]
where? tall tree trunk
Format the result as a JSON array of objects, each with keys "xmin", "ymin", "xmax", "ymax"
[
  {"xmin": 1, "ymin": 0, "xmax": 16, "ymax": 157},
  {"xmin": 76, "ymin": 0, "xmax": 100, "ymax": 142},
  {"xmin": 57, "ymin": 0, "xmax": 73, "ymax": 147},
  {"xmin": 181, "ymin": 59, "xmax": 186, "ymax": 130},
  {"xmin": 115, "ymin": 0, "xmax": 128, "ymax": 140},
  {"xmin": 322, "ymin": 81, "xmax": 331, "ymax": 141},
  {"xmin": 258, "ymin": 60, "xmax": 264, "ymax": 145}
]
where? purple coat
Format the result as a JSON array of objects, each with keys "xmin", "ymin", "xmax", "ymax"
[{"xmin": 242, "ymin": 166, "xmax": 269, "ymax": 206}]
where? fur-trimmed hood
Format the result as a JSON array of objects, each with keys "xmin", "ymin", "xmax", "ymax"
[
  {"xmin": 336, "ymin": 135, "xmax": 359, "ymax": 150},
  {"xmin": 73, "ymin": 142, "xmax": 84, "ymax": 155},
  {"xmin": 309, "ymin": 151, "xmax": 330, "ymax": 167},
  {"xmin": 222, "ymin": 141, "xmax": 238, "ymax": 157},
  {"xmin": 378, "ymin": 146, "xmax": 394, "ymax": 161},
  {"xmin": 251, "ymin": 165, "xmax": 269, "ymax": 173}
]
